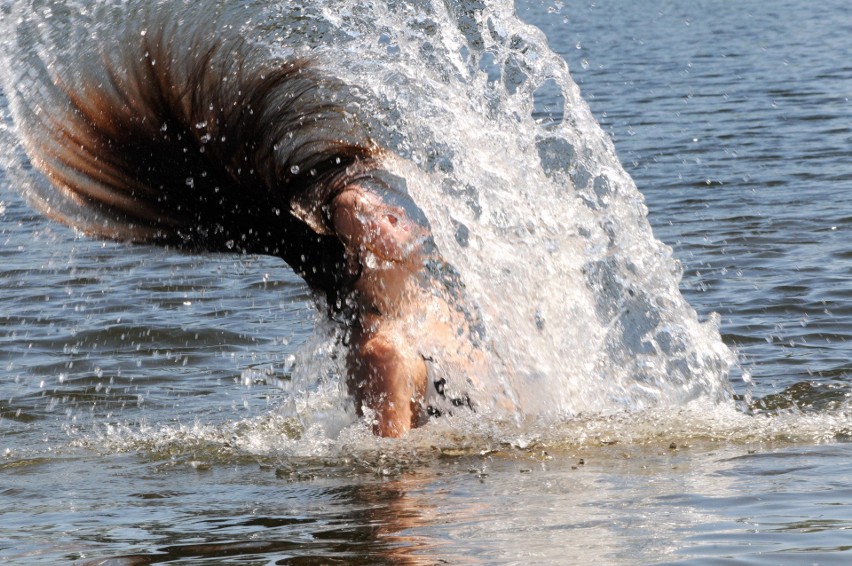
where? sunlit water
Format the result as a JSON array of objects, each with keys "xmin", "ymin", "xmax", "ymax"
[{"xmin": 1, "ymin": 0, "xmax": 851, "ymax": 564}]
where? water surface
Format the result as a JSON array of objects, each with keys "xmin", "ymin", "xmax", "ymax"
[{"xmin": 2, "ymin": 0, "xmax": 851, "ymax": 563}]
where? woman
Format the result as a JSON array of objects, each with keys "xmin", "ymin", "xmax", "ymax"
[{"xmin": 6, "ymin": 0, "xmax": 483, "ymax": 436}]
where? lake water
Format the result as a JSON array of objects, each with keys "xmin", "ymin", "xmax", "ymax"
[{"xmin": 1, "ymin": 0, "xmax": 851, "ymax": 564}]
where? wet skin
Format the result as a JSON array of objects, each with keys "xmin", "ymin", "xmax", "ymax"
[{"xmin": 331, "ymin": 185, "xmax": 484, "ymax": 437}]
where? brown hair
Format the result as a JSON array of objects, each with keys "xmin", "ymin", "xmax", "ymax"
[{"xmin": 14, "ymin": 2, "xmax": 380, "ymax": 308}]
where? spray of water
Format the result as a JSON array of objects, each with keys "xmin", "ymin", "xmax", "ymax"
[
  {"xmin": 272, "ymin": 0, "xmax": 736, "ymax": 417},
  {"xmin": 0, "ymin": 0, "xmax": 756, "ymax": 452}
]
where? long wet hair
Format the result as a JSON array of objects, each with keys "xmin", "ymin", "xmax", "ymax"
[{"xmin": 10, "ymin": 1, "xmax": 383, "ymax": 309}]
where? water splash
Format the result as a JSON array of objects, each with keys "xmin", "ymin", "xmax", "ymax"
[
  {"xmin": 280, "ymin": 0, "xmax": 736, "ymax": 416},
  {"xmin": 70, "ymin": 397, "xmax": 851, "ymax": 470},
  {"xmin": 0, "ymin": 0, "xmax": 735, "ymax": 441}
]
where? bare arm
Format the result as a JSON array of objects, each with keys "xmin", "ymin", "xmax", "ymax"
[{"xmin": 331, "ymin": 185, "xmax": 430, "ymax": 436}]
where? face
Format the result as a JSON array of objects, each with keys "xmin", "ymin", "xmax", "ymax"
[
  {"xmin": 331, "ymin": 185, "xmax": 430, "ymax": 313},
  {"xmin": 331, "ymin": 183, "xmax": 486, "ymax": 436}
]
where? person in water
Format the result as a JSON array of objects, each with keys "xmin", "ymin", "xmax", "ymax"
[{"xmin": 8, "ymin": 3, "xmax": 483, "ymax": 437}]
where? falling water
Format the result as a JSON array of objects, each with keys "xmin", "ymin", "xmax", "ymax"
[
  {"xmin": 257, "ymin": 0, "xmax": 736, "ymax": 419},
  {"xmin": 0, "ymin": 0, "xmax": 735, "ymax": 443}
]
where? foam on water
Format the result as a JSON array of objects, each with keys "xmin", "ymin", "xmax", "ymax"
[
  {"xmin": 9, "ymin": 0, "xmax": 847, "ymax": 457},
  {"xmin": 69, "ymin": 397, "xmax": 852, "ymax": 469}
]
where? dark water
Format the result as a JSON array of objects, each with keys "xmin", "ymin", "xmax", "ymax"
[{"xmin": 2, "ymin": 0, "xmax": 851, "ymax": 564}]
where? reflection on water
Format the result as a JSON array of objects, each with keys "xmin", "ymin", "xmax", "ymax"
[
  {"xmin": 69, "ymin": 471, "xmax": 460, "ymax": 565},
  {"xmin": 4, "ymin": 439, "xmax": 852, "ymax": 564}
]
